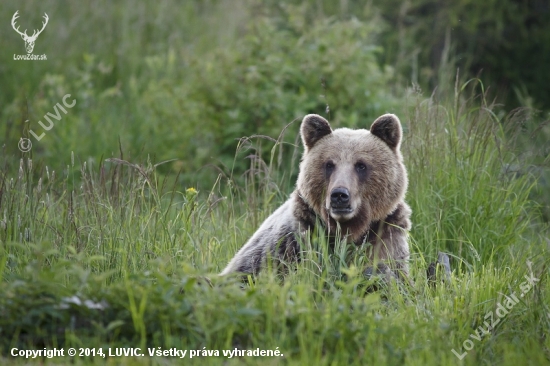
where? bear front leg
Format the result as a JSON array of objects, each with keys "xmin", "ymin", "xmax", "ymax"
[
  {"xmin": 220, "ymin": 236, "xmax": 266, "ymax": 276},
  {"xmin": 365, "ymin": 223, "xmax": 411, "ymax": 283}
]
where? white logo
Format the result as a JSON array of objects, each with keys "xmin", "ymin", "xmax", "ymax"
[{"xmin": 12, "ymin": 10, "xmax": 48, "ymax": 59}]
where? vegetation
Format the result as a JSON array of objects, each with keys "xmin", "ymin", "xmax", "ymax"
[{"xmin": 0, "ymin": 1, "xmax": 549, "ymax": 365}]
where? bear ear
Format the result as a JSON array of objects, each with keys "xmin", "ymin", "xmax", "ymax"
[
  {"xmin": 301, "ymin": 114, "xmax": 332, "ymax": 151},
  {"xmin": 370, "ymin": 114, "xmax": 403, "ymax": 150}
]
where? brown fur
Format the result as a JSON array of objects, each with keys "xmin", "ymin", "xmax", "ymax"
[{"xmin": 221, "ymin": 113, "xmax": 411, "ymax": 278}]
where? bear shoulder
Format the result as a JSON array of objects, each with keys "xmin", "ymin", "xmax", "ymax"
[{"xmin": 220, "ymin": 198, "xmax": 299, "ymax": 275}]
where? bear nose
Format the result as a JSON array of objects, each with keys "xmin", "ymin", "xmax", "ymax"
[{"xmin": 330, "ymin": 187, "xmax": 350, "ymax": 207}]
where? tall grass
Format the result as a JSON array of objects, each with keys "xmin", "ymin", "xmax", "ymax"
[
  {"xmin": 1, "ymin": 83, "xmax": 549, "ymax": 364},
  {"xmin": 1, "ymin": 1, "xmax": 549, "ymax": 364},
  {"xmin": 404, "ymin": 79, "xmax": 540, "ymax": 268}
]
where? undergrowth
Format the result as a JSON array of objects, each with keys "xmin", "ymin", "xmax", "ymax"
[{"xmin": 0, "ymin": 83, "xmax": 549, "ymax": 365}]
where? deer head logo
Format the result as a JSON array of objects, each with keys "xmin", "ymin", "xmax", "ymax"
[{"xmin": 11, "ymin": 11, "xmax": 49, "ymax": 54}]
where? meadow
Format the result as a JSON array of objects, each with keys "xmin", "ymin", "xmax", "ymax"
[{"xmin": 1, "ymin": 1, "xmax": 549, "ymax": 365}]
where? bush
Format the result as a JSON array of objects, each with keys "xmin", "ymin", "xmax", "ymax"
[{"xmin": 1, "ymin": 1, "xmax": 399, "ymax": 189}]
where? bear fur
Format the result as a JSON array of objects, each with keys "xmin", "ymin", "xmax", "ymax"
[{"xmin": 220, "ymin": 113, "xmax": 411, "ymax": 279}]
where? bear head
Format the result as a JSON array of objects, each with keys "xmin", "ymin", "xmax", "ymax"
[{"xmin": 296, "ymin": 113, "xmax": 408, "ymax": 239}]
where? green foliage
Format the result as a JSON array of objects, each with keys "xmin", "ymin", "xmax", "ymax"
[
  {"xmin": 1, "ymin": 1, "xmax": 399, "ymax": 187},
  {"xmin": 1, "ymin": 88, "xmax": 549, "ymax": 364},
  {"xmin": 374, "ymin": 0, "xmax": 550, "ymax": 110},
  {"xmin": 404, "ymin": 80, "xmax": 539, "ymax": 266},
  {"xmin": 1, "ymin": 1, "xmax": 550, "ymax": 365}
]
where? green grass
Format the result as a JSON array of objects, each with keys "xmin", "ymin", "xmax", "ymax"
[
  {"xmin": 1, "ymin": 1, "xmax": 549, "ymax": 365},
  {"xmin": 1, "ymin": 84, "xmax": 549, "ymax": 365}
]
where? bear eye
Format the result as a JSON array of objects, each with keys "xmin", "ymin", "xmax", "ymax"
[
  {"xmin": 325, "ymin": 161, "xmax": 335, "ymax": 174},
  {"xmin": 355, "ymin": 162, "xmax": 367, "ymax": 172}
]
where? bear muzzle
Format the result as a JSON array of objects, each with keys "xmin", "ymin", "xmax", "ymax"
[{"xmin": 329, "ymin": 187, "xmax": 354, "ymax": 221}]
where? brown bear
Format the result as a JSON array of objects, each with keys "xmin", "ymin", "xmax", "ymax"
[{"xmin": 220, "ymin": 113, "xmax": 412, "ymax": 279}]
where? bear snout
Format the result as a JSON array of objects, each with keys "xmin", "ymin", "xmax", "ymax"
[{"xmin": 330, "ymin": 187, "xmax": 351, "ymax": 211}]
